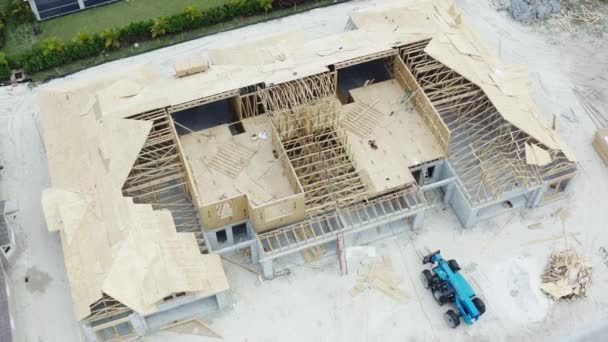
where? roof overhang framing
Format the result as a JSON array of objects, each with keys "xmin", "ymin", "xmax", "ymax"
[{"xmin": 397, "ymin": 39, "xmax": 576, "ymax": 206}]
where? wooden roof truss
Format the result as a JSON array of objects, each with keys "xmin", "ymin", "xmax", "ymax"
[
  {"xmin": 85, "ymin": 293, "xmax": 132, "ymax": 326},
  {"xmin": 123, "ymin": 108, "xmax": 209, "ymax": 253},
  {"xmin": 398, "ymin": 40, "xmax": 575, "ymax": 206},
  {"xmin": 258, "ymin": 72, "xmax": 367, "ymax": 213},
  {"xmin": 256, "ymin": 185, "xmax": 426, "ymax": 260}
]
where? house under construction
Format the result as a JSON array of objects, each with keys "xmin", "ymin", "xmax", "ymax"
[{"xmin": 39, "ymin": 0, "xmax": 576, "ymax": 341}]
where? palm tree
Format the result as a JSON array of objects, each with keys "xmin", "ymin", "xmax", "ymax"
[
  {"xmin": 0, "ymin": 52, "xmax": 10, "ymax": 79},
  {"xmin": 184, "ymin": 5, "xmax": 202, "ymax": 21},
  {"xmin": 258, "ymin": 0, "xmax": 273, "ymax": 12},
  {"xmin": 0, "ymin": 52, "xmax": 8, "ymax": 68},
  {"xmin": 41, "ymin": 37, "xmax": 64, "ymax": 56},
  {"xmin": 73, "ymin": 31, "xmax": 92, "ymax": 46},
  {"xmin": 151, "ymin": 17, "xmax": 169, "ymax": 38},
  {"xmin": 101, "ymin": 29, "xmax": 121, "ymax": 49},
  {"xmin": 11, "ymin": 0, "xmax": 35, "ymax": 23}
]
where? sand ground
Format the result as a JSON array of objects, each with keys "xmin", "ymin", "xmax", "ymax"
[{"xmin": 0, "ymin": 0, "xmax": 607, "ymax": 341}]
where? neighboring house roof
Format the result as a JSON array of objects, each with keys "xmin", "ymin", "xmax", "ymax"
[
  {"xmin": 33, "ymin": 0, "xmax": 81, "ymax": 19},
  {"xmin": 39, "ymin": 76, "xmax": 229, "ymax": 320},
  {"xmin": 33, "ymin": 0, "xmax": 120, "ymax": 20},
  {"xmin": 0, "ymin": 201, "xmax": 10, "ymax": 247}
]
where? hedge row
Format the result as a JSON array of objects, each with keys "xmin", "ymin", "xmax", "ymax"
[
  {"xmin": 0, "ymin": 10, "xmax": 5, "ymax": 50},
  {"xmin": 6, "ymin": 0, "xmax": 313, "ymax": 76},
  {"xmin": 0, "ymin": 53, "xmax": 9, "ymax": 79}
]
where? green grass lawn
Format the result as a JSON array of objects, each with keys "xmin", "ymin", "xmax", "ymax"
[
  {"xmin": 40, "ymin": 0, "xmax": 232, "ymax": 40},
  {"xmin": 0, "ymin": 0, "xmax": 334, "ymax": 80},
  {"xmin": 1, "ymin": 0, "xmax": 233, "ymax": 54},
  {"xmin": 31, "ymin": 0, "xmax": 332, "ymax": 81}
]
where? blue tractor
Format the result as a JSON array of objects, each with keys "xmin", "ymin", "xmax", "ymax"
[{"xmin": 420, "ymin": 250, "xmax": 486, "ymax": 328}]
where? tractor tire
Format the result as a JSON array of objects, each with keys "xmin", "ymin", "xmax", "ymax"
[
  {"xmin": 444, "ymin": 310, "xmax": 461, "ymax": 328},
  {"xmin": 432, "ymin": 289, "xmax": 446, "ymax": 305},
  {"xmin": 421, "ymin": 270, "xmax": 433, "ymax": 289},
  {"xmin": 473, "ymin": 297, "xmax": 486, "ymax": 315},
  {"xmin": 448, "ymin": 259, "xmax": 461, "ymax": 272}
]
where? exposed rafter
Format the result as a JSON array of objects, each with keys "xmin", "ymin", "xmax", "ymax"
[
  {"xmin": 397, "ymin": 41, "xmax": 575, "ymax": 206},
  {"xmin": 124, "ymin": 108, "xmax": 209, "ymax": 254}
]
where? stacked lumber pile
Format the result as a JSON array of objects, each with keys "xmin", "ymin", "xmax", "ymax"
[
  {"xmin": 540, "ymin": 250, "xmax": 591, "ymax": 300},
  {"xmin": 350, "ymin": 256, "xmax": 407, "ymax": 303},
  {"xmin": 593, "ymin": 129, "xmax": 608, "ymax": 166},
  {"xmin": 175, "ymin": 56, "xmax": 209, "ymax": 78}
]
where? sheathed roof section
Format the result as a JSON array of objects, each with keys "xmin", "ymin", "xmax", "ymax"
[
  {"xmin": 349, "ymin": 0, "xmax": 574, "ymax": 160},
  {"xmin": 39, "ymin": 68, "xmax": 228, "ymax": 320}
]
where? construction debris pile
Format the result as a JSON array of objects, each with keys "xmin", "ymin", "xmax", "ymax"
[
  {"xmin": 350, "ymin": 256, "xmax": 408, "ymax": 303},
  {"xmin": 540, "ymin": 250, "xmax": 592, "ymax": 300},
  {"xmin": 592, "ymin": 129, "xmax": 608, "ymax": 166},
  {"xmin": 509, "ymin": 0, "xmax": 561, "ymax": 21}
]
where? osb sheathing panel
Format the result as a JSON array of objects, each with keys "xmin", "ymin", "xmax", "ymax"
[
  {"xmin": 199, "ymin": 193, "xmax": 306, "ymax": 233},
  {"xmin": 248, "ymin": 193, "xmax": 306, "ymax": 233},
  {"xmin": 200, "ymin": 195, "xmax": 249, "ymax": 232},
  {"xmin": 40, "ymin": 79, "xmax": 228, "ymax": 320}
]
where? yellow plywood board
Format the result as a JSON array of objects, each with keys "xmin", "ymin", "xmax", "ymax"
[
  {"xmin": 175, "ymin": 56, "xmax": 209, "ymax": 77},
  {"xmin": 37, "ymin": 0, "xmax": 578, "ymax": 319},
  {"xmin": 345, "ymin": 80, "xmax": 444, "ymax": 192},
  {"xmin": 39, "ymin": 82, "xmax": 229, "ymax": 319},
  {"xmin": 162, "ymin": 319, "xmax": 222, "ymax": 338},
  {"xmin": 180, "ymin": 115, "xmax": 296, "ymax": 206},
  {"xmin": 61, "ymin": 0, "xmax": 573, "ymax": 164}
]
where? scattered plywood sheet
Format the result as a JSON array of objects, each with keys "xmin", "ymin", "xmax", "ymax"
[
  {"xmin": 162, "ymin": 319, "xmax": 222, "ymax": 339},
  {"xmin": 110, "ymin": 79, "xmax": 144, "ymax": 98},
  {"xmin": 540, "ymin": 249, "xmax": 591, "ymax": 300},
  {"xmin": 175, "ymin": 56, "xmax": 209, "ymax": 78},
  {"xmin": 528, "ymin": 223, "xmax": 544, "ymax": 230},
  {"xmin": 488, "ymin": 65, "xmax": 530, "ymax": 97},
  {"xmin": 294, "ymin": 226, "xmax": 326, "ymax": 262},
  {"xmin": 99, "ymin": 117, "xmax": 153, "ymax": 186},
  {"xmin": 207, "ymin": 140, "xmax": 257, "ymax": 178},
  {"xmin": 351, "ymin": 256, "xmax": 407, "ymax": 303},
  {"xmin": 41, "ymin": 188, "xmax": 91, "ymax": 233},
  {"xmin": 446, "ymin": 33, "xmax": 480, "ymax": 56},
  {"xmin": 525, "ymin": 142, "xmax": 552, "ymax": 166},
  {"xmin": 342, "ymin": 101, "xmax": 386, "ymax": 138},
  {"xmin": 209, "ymin": 31, "xmax": 304, "ymax": 66},
  {"xmin": 592, "ymin": 129, "xmax": 608, "ymax": 166},
  {"xmin": 532, "ymin": 144, "xmax": 552, "ymax": 166}
]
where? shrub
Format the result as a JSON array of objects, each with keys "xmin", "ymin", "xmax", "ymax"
[
  {"xmin": 41, "ymin": 37, "xmax": 64, "ymax": 56},
  {"xmin": 259, "ymin": 0, "xmax": 273, "ymax": 12},
  {"xmin": 165, "ymin": 14, "xmax": 190, "ymax": 34},
  {"xmin": 273, "ymin": 0, "xmax": 306, "ymax": 9},
  {"xmin": 119, "ymin": 19, "xmax": 153, "ymax": 44},
  {"xmin": 71, "ymin": 32, "xmax": 104, "ymax": 59},
  {"xmin": 73, "ymin": 31, "xmax": 93, "ymax": 46},
  {"xmin": 0, "ymin": 52, "xmax": 10, "ymax": 80},
  {"xmin": 151, "ymin": 17, "xmax": 169, "ymax": 38},
  {"xmin": 0, "ymin": 12, "xmax": 5, "ymax": 49},
  {"xmin": 11, "ymin": 0, "xmax": 36, "ymax": 24},
  {"xmin": 101, "ymin": 28, "xmax": 121, "ymax": 49},
  {"xmin": 184, "ymin": 5, "xmax": 202, "ymax": 21},
  {"xmin": 233, "ymin": 0, "xmax": 262, "ymax": 15},
  {"xmin": 8, "ymin": 0, "xmax": 324, "ymax": 74}
]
